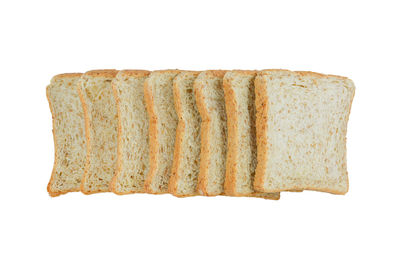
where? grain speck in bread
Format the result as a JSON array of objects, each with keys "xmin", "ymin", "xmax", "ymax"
[
  {"xmin": 254, "ymin": 69, "xmax": 355, "ymax": 194},
  {"xmin": 110, "ymin": 70, "xmax": 151, "ymax": 194},
  {"xmin": 223, "ymin": 70, "xmax": 280, "ymax": 200},
  {"xmin": 77, "ymin": 69, "xmax": 119, "ymax": 194},
  {"xmin": 169, "ymin": 71, "xmax": 201, "ymax": 197},
  {"xmin": 194, "ymin": 70, "xmax": 227, "ymax": 196},
  {"xmin": 47, "ymin": 73, "xmax": 85, "ymax": 197},
  {"xmin": 144, "ymin": 70, "xmax": 181, "ymax": 194}
]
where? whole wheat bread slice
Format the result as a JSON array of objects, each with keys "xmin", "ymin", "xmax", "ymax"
[
  {"xmin": 47, "ymin": 73, "xmax": 86, "ymax": 197},
  {"xmin": 110, "ymin": 70, "xmax": 151, "ymax": 194},
  {"xmin": 169, "ymin": 71, "xmax": 201, "ymax": 197},
  {"xmin": 77, "ymin": 69, "xmax": 119, "ymax": 194},
  {"xmin": 194, "ymin": 70, "xmax": 228, "ymax": 196},
  {"xmin": 144, "ymin": 70, "xmax": 181, "ymax": 194},
  {"xmin": 254, "ymin": 69, "xmax": 355, "ymax": 194},
  {"xmin": 223, "ymin": 70, "xmax": 280, "ymax": 200}
]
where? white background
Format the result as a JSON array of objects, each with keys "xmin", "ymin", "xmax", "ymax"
[{"xmin": 0, "ymin": 0, "xmax": 399, "ymax": 266}]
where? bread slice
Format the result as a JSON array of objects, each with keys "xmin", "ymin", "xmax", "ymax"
[
  {"xmin": 77, "ymin": 69, "xmax": 119, "ymax": 194},
  {"xmin": 194, "ymin": 70, "xmax": 229, "ymax": 196},
  {"xmin": 223, "ymin": 70, "xmax": 280, "ymax": 200},
  {"xmin": 46, "ymin": 73, "xmax": 86, "ymax": 197},
  {"xmin": 144, "ymin": 70, "xmax": 181, "ymax": 194},
  {"xmin": 254, "ymin": 70, "xmax": 355, "ymax": 194},
  {"xmin": 110, "ymin": 70, "xmax": 151, "ymax": 194},
  {"xmin": 169, "ymin": 71, "xmax": 201, "ymax": 197}
]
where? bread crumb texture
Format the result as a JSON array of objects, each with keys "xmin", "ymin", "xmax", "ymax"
[
  {"xmin": 111, "ymin": 70, "xmax": 151, "ymax": 194},
  {"xmin": 47, "ymin": 74, "xmax": 86, "ymax": 196},
  {"xmin": 254, "ymin": 70, "xmax": 355, "ymax": 194},
  {"xmin": 195, "ymin": 70, "xmax": 228, "ymax": 196},
  {"xmin": 224, "ymin": 71, "xmax": 280, "ymax": 200},
  {"xmin": 79, "ymin": 70, "xmax": 119, "ymax": 194},
  {"xmin": 169, "ymin": 71, "xmax": 201, "ymax": 196},
  {"xmin": 144, "ymin": 70, "xmax": 181, "ymax": 193}
]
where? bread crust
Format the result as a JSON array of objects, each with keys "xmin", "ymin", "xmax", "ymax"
[
  {"xmin": 254, "ymin": 69, "xmax": 355, "ymax": 195},
  {"xmin": 144, "ymin": 70, "xmax": 181, "ymax": 194},
  {"xmin": 195, "ymin": 70, "xmax": 227, "ymax": 196},
  {"xmin": 253, "ymin": 72, "xmax": 272, "ymax": 193},
  {"xmin": 223, "ymin": 70, "xmax": 279, "ymax": 200},
  {"xmin": 118, "ymin": 69, "xmax": 151, "ymax": 78},
  {"xmin": 194, "ymin": 74, "xmax": 210, "ymax": 195},
  {"xmin": 223, "ymin": 71, "xmax": 241, "ymax": 196},
  {"xmin": 51, "ymin": 73, "xmax": 83, "ymax": 80},
  {"xmin": 78, "ymin": 70, "xmax": 118, "ymax": 195},
  {"xmin": 143, "ymin": 77, "xmax": 159, "ymax": 194},
  {"xmin": 110, "ymin": 70, "xmax": 151, "ymax": 195},
  {"xmin": 84, "ymin": 69, "xmax": 119, "ymax": 78},
  {"xmin": 169, "ymin": 71, "xmax": 201, "ymax": 197},
  {"xmin": 47, "ymin": 73, "xmax": 83, "ymax": 197}
]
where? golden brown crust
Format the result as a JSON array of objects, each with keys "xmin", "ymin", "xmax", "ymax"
[
  {"xmin": 150, "ymin": 69, "xmax": 181, "ymax": 74},
  {"xmin": 78, "ymin": 70, "xmax": 118, "ymax": 195},
  {"xmin": 224, "ymin": 70, "xmax": 258, "ymax": 196},
  {"xmin": 51, "ymin": 73, "xmax": 83, "ymax": 80},
  {"xmin": 168, "ymin": 74, "xmax": 185, "ymax": 195},
  {"xmin": 223, "ymin": 71, "xmax": 279, "ymax": 200},
  {"xmin": 84, "ymin": 69, "xmax": 119, "ymax": 78},
  {"xmin": 229, "ymin": 70, "xmax": 258, "ymax": 75},
  {"xmin": 194, "ymin": 77, "xmax": 209, "ymax": 195},
  {"xmin": 202, "ymin": 70, "xmax": 226, "ymax": 78},
  {"xmin": 110, "ymin": 70, "xmax": 150, "ymax": 195},
  {"xmin": 222, "ymin": 74, "xmax": 238, "ymax": 196},
  {"xmin": 254, "ymin": 69, "xmax": 354, "ymax": 195},
  {"xmin": 143, "ymin": 78, "xmax": 157, "ymax": 193},
  {"xmin": 47, "ymin": 73, "xmax": 83, "ymax": 197},
  {"xmin": 169, "ymin": 71, "xmax": 201, "ymax": 197},
  {"xmin": 143, "ymin": 71, "xmax": 181, "ymax": 194},
  {"xmin": 195, "ymin": 70, "xmax": 227, "ymax": 196},
  {"xmin": 253, "ymin": 73, "xmax": 269, "ymax": 192},
  {"xmin": 118, "ymin": 69, "xmax": 151, "ymax": 78}
]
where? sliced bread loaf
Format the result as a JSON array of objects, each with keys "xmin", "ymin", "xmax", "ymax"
[
  {"xmin": 47, "ymin": 73, "xmax": 86, "ymax": 197},
  {"xmin": 254, "ymin": 70, "xmax": 355, "ymax": 194},
  {"xmin": 110, "ymin": 70, "xmax": 151, "ymax": 194},
  {"xmin": 144, "ymin": 70, "xmax": 181, "ymax": 194},
  {"xmin": 169, "ymin": 71, "xmax": 201, "ymax": 197},
  {"xmin": 77, "ymin": 69, "xmax": 119, "ymax": 194},
  {"xmin": 194, "ymin": 70, "xmax": 228, "ymax": 196},
  {"xmin": 223, "ymin": 70, "xmax": 280, "ymax": 200}
]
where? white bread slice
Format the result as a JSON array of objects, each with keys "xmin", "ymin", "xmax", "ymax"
[
  {"xmin": 223, "ymin": 70, "xmax": 280, "ymax": 200},
  {"xmin": 254, "ymin": 70, "xmax": 355, "ymax": 194},
  {"xmin": 194, "ymin": 70, "xmax": 228, "ymax": 196},
  {"xmin": 47, "ymin": 73, "xmax": 86, "ymax": 197},
  {"xmin": 144, "ymin": 70, "xmax": 181, "ymax": 194},
  {"xmin": 77, "ymin": 69, "xmax": 119, "ymax": 194},
  {"xmin": 169, "ymin": 71, "xmax": 201, "ymax": 197},
  {"xmin": 110, "ymin": 70, "xmax": 151, "ymax": 194}
]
